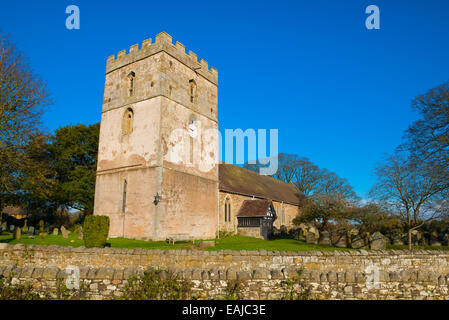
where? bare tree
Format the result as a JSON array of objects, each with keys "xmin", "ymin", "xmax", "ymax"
[
  {"xmin": 244, "ymin": 153, "xmax": 358, "ymax": 201},
  {"xmin": 370, "ymin": 151, "xmax": 449, "ymax": 249},
  {"xmin": 315, "ymin": 168, "xmax": 358, "ymax": 201},
  {"xmin": 292, "ymin": 157, "xmax": 322, "ymax": 196},
  {"xmin": 405, "ymin": 82, "xmax": 449, "ymax": 169},
  {"xmin": 0, "ymin": 32, "xmax": 52, "ymax": 209}
]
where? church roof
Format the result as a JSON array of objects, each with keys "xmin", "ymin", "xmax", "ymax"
[
  {"xmin": 237, "ymin": 200, "xmax": 272, "ymax": 217},
  {"xmin": 1, "ymin": 206, "xmax": 27, "ymax": 219},
  {"xmin": 218, "ymin": 163, "xmax": 304, "ymax": 206}
]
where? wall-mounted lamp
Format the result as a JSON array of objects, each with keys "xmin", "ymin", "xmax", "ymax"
[{"xmin": 154, "ymin": 192, "xmax": 161, "ymax": 205}]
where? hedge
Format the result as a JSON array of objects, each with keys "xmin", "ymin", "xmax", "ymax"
[{"xmin": 83, "ymin": 216, "xmax": 110, "ymax": 248}]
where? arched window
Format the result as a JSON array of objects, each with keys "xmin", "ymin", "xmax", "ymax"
[
  {"xmin": 189, "ymin": 79, "xmax": 197, "ymax": 104},
  {"xmin": 123, "ymin": 108, "xmax": 134, "ymax": 135},
  {"xmin": 127, "ymin": 72, "xmax": 135, "ymax": 97},
  {"xmin": 122, "ymin": 179, "xmax": 127, "ymax": 213},
  {"xmin": 225, "ymin": 197, "xmax": 231, "ymax": 223}
]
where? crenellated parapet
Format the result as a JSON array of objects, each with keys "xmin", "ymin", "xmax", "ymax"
[{"xmin": 106, "ymin": 31, "xmax": 218, "ymax": 85}]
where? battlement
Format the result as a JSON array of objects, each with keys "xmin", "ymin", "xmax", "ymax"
[{"xmin": 105, "ymin": 31, "xmax": 218, "ymax": 85}]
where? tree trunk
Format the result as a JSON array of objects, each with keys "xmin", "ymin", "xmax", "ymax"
[{"xmin": 408, "ymin": 229, "xmax": 412, "ymax": 250}]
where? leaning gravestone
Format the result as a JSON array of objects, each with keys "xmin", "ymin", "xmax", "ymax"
[
  {"xmin": 77, "ymin": 226, "xmax": 83, "ymax": 240},
  {"xmin": 52, "ymin": 228, "xmax": 59, "ymax": 236},
  {"xmin": 334, "ymin": 234, "xmax": 347, "ymax": 248},
  {"xmin": 61, "ymin": 226, "xmax": 68, "ymax": 239},
  {"xmin": 306, "ymin": 231, "xmax": 318, "ymax": 244},
  {"xmin": 351, "ymin": 235, "xmax": 366, "ymax": 249},
  {"xmin": 370, "ymin": 232, "xmax": 387, "ymax": 250},
  {"xmin": 28, "ymin": 226, "xmax": 35, "ymax": 236},
  {"xmin": 319, "ymin": 231, "xmax": 331, "ymax": 245}
]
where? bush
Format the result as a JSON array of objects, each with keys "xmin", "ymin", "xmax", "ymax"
[
  {"xmin": 83, "ymin": 216, "xmax": 110, "ymax": 248},
  {"xmin": 0, "ymin": 276, "xmax": 41, "ymax": 300},
  {"xmin": 22, "ymin": 219, "xmax": 28, "ymax": 234},
  {"xmin": 122, "ymin": 269, "xmax": 192, "ymax": 300}
]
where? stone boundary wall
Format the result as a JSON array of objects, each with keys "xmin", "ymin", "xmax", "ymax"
[
  {"xmin": 1, "ymin": 244, "xmax": 449, "ymax": 275},
  {"xmin": 1, "ymin": 264, "xmax": 449, "ymax": 300}
]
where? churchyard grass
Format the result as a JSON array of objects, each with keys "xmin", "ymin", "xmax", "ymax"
[
  {"xmin": 0, "ymin": 232, "xmax": 351, "ymax": 251},
  {"xmin": 1, "ymin": 232, "xmax": 447, "ymax": 251}
]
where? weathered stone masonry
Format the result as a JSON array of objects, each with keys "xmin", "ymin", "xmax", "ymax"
[{"xmin": 2, "ymin": 244, "xmax": 449, "ymax": 299}]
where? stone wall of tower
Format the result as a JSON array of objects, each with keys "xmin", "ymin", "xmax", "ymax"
[{"xmin": 94, "ymin": 32, "xmax": 219, "ymax": 241}]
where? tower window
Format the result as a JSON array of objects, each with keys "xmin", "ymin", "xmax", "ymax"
[
  {"xmin": 127, "ymin": 71, "xmax": 135, "ymax": 96},
  {"xmin": 122, "ymin": 179, "xmax": 127, "ymax": 213},
  {"xmin": 189, "ymin": 79, "xmax": 197, "ymax": 104},
  {"xmin": 123, "ymin": 108, "xmax": 134, "ymax": 135}
]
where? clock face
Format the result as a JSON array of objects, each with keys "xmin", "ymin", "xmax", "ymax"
[{"xmin": 188, "ymin": 123, "xmax": 197, "ymax": 138}]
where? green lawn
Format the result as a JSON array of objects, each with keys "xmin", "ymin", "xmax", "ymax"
[
  {"xmin": 2, "ymin": 232, "xmax": 447, "ymax": 252},
  {"xmin": 0, "ymin": 232, "xmax": 350, "ymax": 252}
]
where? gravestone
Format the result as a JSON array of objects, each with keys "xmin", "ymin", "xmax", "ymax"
[
  {"xmin": 61, "ymin": 226, "xmax": 68, "ymax": 239},
  {"xmin": 319, "ymin": 231, "xmax": 331, "ymax": 245},
  {"xmin": 1, "ymin": 222, "xmax": 6, "ymax": 231},
  {"xmin": 13, "ymin": 227, "xmax": 21, "ymax": 240},
  {"xmin": 392, "ymin": 236, "xmax": 404, "ymax": 246},
  {"xmin": 431, "ymin": 241, "xmax": 442, "ymax": 247},
  {"xmin": 9, "ymin": 225, "xmax": 15, "ymax": 232},
  {"xmin": 198, "ymin": 240, "xmax": 215, "ymax": 247},
  {"xmin": 444, "ymin": 234, "xmax": 449, "ymax": 246},
  {"xmin": 77, "ymin": 226, "xmax": 83, "ymax": 240},
  {"xmin": 306, "ymin": 232, "xmax": 318, "ymax": 245},
  {"xmin": 351, "ymin": 235, "xmax": 366, "ymax": 249},
  {"xmin": 297, "ymin": 229, "xmax": 306, "ymax": 242},
  {"xmin": 44, "ymin": 227, "xmax": 49, "ymax": 234},
  {"xmin": 334, "ymin": 234, "xmax": 347, "ymax": 248},
  {"xmin": 52, "ymin": 228, "xmax": 59, "ymax": 236},
  {"xmin": 370, "ymin": 232, "xmax": 387, "ymax": 250},
  {"xmin": 28, "ymin": 226, "xmax": 34, "ymax": 236},
  {"xmin": 430, "ymin": 232, "xmax": 439, "ymax": 246}
]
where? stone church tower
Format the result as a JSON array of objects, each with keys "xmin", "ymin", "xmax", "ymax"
[{"xmin": 93, "ymin": 32, "xmax": 219, "ymax": 241}]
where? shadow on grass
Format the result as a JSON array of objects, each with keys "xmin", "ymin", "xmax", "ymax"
[{"xmin": 0, "ymin": 232, "xmax": 13, "ymax": 243}]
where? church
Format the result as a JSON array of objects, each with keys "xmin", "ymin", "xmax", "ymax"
[{"xmin": 93, "ymin": 32, "xmax": 303, "ymax": 241}]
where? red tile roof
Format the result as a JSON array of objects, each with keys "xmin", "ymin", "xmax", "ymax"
[{"xmin": 237, "ymin": 200, "xmax": 272, "ymax": 217}]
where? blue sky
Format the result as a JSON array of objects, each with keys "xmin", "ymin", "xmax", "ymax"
[{"xmin": 1, "ymin": 0, "xmax": 449, "ymax": 198}]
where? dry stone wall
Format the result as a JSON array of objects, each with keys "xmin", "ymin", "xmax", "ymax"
[{"xmin": 1, "ymin": 244, "xmax": 449, "ymax": 299}]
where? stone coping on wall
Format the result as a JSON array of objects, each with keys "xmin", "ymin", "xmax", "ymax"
[{"xmin": 1, "ymin": 243, "xmax": 448, "ymax": 257}]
